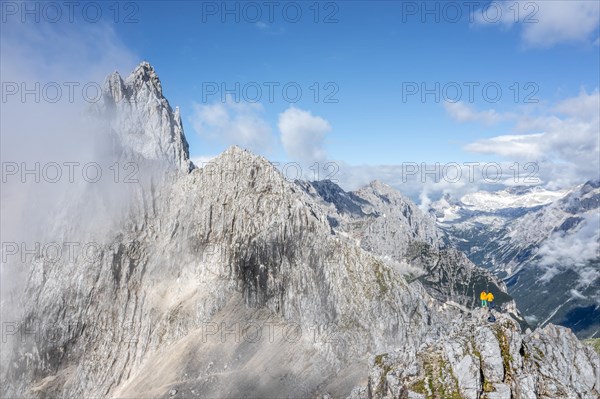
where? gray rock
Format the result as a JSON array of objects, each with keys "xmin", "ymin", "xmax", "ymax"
[{"xmin": 475, "ymin": 326, "xmax": 505, "ymax": 383}]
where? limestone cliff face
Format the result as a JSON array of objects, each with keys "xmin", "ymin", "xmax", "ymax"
[
  {"xmin": 2, "ymin": 62, "xmax": 598, "ymax": 399},
  {"xmin": 300, "ymin": 179, "xmax": 514, "ymax": 312}
]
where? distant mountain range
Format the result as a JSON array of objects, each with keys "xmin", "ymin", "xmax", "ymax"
[{"xmin": 431, "ymin": 181, "xmax": 600, "ymax": 338}]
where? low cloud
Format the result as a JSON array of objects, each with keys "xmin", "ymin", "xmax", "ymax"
[
  {"xmin": 336, "ymin": 91, "xmax": 599, "ymax": 202},
  {"xmin": 554, "ymin": 89, "xmax": 600, "ymax": 120},
  {"xmin": 570, "ymin": 289, "xmax": 588, "ymax": 300},
  {"xmin": 333, "ymin": 161, "xmax": 519, "ymax": 205},
  {"xmin": 1, "ymin": 20, "xmax": 139, "ymax": 314},
  {"xmin": 537, "ymin": 212, "xmax": 600, "ymax": 287},
  {"xmin": 464, "ymin": 90, "xmax": 600, "ymax": 188}
]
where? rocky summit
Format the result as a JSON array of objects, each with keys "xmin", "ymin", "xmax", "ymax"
[{"xmin": 2, "ymin": 62, "xmax": 598, "ymax": 399}]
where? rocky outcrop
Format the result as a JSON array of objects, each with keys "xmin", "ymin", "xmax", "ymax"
[{"xmin": 349, "ymin": 309, "xmax": 600, "ymax": 399}]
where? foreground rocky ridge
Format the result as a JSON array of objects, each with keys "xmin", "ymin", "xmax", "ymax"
[
  {"xmin": 2, "ymin": 62, "xmax": 598, "ymax": 398},
  {"xmin": 350, "ymin": 308, "xmax": 599, "ymax": 399}
]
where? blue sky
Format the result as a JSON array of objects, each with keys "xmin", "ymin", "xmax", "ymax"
[
  {"xmin": 105, "ymin": 1, "xmax": 600, "ymax": 163},
  {"xmin": 2, "ymin": 0, "xmax": 599, "ymax": 197}
]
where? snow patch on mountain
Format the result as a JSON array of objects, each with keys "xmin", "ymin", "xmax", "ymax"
[{"xmin": 460, "ymin": 186, "xmax": 570, "ymax": 211}]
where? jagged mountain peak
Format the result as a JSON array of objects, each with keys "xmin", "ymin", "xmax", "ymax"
[
  {"xmin": 132, "ymin": 60, "xmax": 157, "ymax": 76},
  {"xmin": 368, "ymin": 179, "xmax": 393, "ymax": 192},
  {"xmin": 209, "ymin": 145, "xmax": 280, "ymax": 173},
  {"xmin": 124, "ymin": 60, "xmax": 163, "ymax": 95},
  {"xmin": 222, "ymin": 144, "xmax": 259, "ymax": 158},
  {"xmin": 309, "ymin": 179, "xmax": 347, "ymax": 195},
  {"xmin": 358, "ymin": 179, "xmax": 416, "ymax": 208},
  {"xmin": 103, "ymin": 61, "xmax": 164, "ymax": 102},
  {"xmin": 581, "ymin": 179, "xmax": 600, "ymax": 193},
  {"xmin": 95, "ymin": 62, "xmax": 192, "ymax": 172}
]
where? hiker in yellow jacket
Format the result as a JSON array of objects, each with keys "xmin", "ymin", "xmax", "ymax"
[
  {"xmin": 486, "ymin": 292, "xmax": 494, "ymax": 308},
  {"xmin": 480, "ymin": 291, "xmax": 487, "ymax": 307}
]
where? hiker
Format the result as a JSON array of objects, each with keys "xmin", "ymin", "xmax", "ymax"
[
  {"xmin": 480, "ymin": 291, "xmax": 487, "ymax": 307},
  {"xmin": 486, "ymin": 291, "xmax": 494, "ymax": 308}
]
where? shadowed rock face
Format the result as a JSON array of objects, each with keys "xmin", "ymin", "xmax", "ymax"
[{"xmin": 2, "ymin": 62, "xmax": 598, "ymax": 399}]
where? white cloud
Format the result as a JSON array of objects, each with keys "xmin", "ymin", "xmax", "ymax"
[
  {"xmin": 278, "ymin": 107, "xmax": 331, "ymax": 163},
  {"xmin": 524, "ymin": 314, "xmax": 539, "ymax": 324},
  {"xmin": 191, "ymin": 98, "xmax": 274, "ymax": 155},
  {"xmin": 577, "ymin": 267, "xmax": 600, "ymax": 289},
  {"xmin": 382, "ymin": 256, "xmax": 425, "ymax": 278},
  {"xmin": 336, "ymin": 91, "xmax": 599, "ymax": 201},
  {"xmin": 254, "ymin": 21, "xmax": 285, "ymax": 35},
  {"xmin": 473, "ymin": 0, "xmax": 600, "ymax": 47},
  {"xmin": 570, "ymin": 289, "xmax": 588, "ymax": 300},
  {"xmin": 1, "ymin": 21, "xmax": 139, "ymax": 309},
  {"xmin": 444, "ymin": 101, "xmax": 512, "ymax": 125},
  {"xmin": 465, "ymin": 133, "xmax": 545, "ymax": 158},
  {"xmin": 554, "ymin": 89, "xmax": 600, "ymax": 120},
  {"xmin": 1, "ymin": 21, "xmax": 138, "ymax": 87},
  {"xmin": 464, "ymin": 90, "xmax": 600, "ymax": 186},
  {"xmin": 418, "ymin": 190, "xmax": 432, "ymax": 213},
  {"xmin": 191, "ymin": 155, "xmax": 217, "ymax": 167},
  {"xmin": 333, "ymin": 161, "xmax": 515, "ymax": 204},
  {"xmin": 537, "ymin": 212, "xmax": 600, "ymax": 286},
  {"xmin": 539, "ymin": 266, "xmax": 562, "ymax": 284}
]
